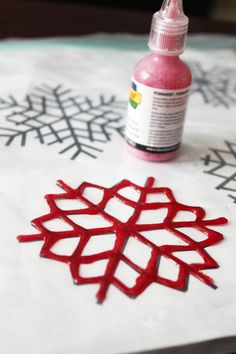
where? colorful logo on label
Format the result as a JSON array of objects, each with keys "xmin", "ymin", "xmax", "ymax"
[{"xmin": 129, "ymin": 82, "xmax": 142, "ymax": 109}]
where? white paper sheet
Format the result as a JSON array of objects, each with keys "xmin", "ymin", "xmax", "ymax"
[{"xmin": 0, "ymin": 36, "xmax": 236, "ymax": 354}]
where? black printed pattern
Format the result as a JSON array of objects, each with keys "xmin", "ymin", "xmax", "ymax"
[
  {"xmin": 189, "ymin": 61, "xmax": 236, "ymax": 108},
  {"xmin": 0, "ymin": 85, "xmax": 125, "ymax": 159},
  {"xmin": 202, "ymin": 141, "xmax": 236, "ymax": 203}
]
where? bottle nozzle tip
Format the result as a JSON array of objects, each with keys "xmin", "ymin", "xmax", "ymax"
[
  {"xmin": 161, "ymin": 0, "xmax": 184, "ymax": 19},
  {"xmin": 148, "ymin": 0, "xmax": 188, "ymax": 55}
]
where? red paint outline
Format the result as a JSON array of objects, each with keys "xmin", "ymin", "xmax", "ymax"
[{"xmin": 18, "ymin": 177, "xmax": 228, "ymax": 302}]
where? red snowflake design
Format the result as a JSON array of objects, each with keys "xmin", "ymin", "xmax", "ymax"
[{"xmin": 18, "ymin": 177, "xmax": 228, "ymax": 302}]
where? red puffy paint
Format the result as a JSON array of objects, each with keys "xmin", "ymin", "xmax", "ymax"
[{"xmin": 18, "ymin": 177, "xmax": 227, "ymax": 303}]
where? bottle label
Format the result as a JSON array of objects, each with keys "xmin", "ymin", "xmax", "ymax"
[{"xmin": 126, "ymin": 78, "xmax": 190, "ymax": 153}]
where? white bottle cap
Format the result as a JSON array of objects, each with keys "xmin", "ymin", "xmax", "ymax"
[{"xmin": 148, "ymin": 0, "xmax": 189, "ymax": 56}]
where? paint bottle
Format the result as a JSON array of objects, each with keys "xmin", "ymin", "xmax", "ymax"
[{"xmin": 125, "ymin": 0, "xmax": 192, "ymax": 162}]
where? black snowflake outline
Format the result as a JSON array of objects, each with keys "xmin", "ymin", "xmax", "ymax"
[
  {"xmin": 188, "ymin": 61, "xmax": 236, "ymax": 108},
  {"xmin": 202, "ymin": 141, "xmax": 236, "ymax": 203},
  {"xmin": 0, "ymin": 84, "xmax": 126, "ymax": 159}
]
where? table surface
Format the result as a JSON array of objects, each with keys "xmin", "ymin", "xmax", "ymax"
[{"xmin": 0, "ymin": 0, "xmax": 236, "ymax": 38}]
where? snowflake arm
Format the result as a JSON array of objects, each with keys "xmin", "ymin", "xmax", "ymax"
[
  {"xmin": 189, "ymin": 61, "xmax": 236, "ymax": 108},
  {"xmin": 202, "ymin": 141, "xmax": 236, "ymax": 203}
]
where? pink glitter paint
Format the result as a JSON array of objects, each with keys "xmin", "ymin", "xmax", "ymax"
[{"xmin": 125, "ymin": 0, "xmax": 192, "ymax": 162}]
